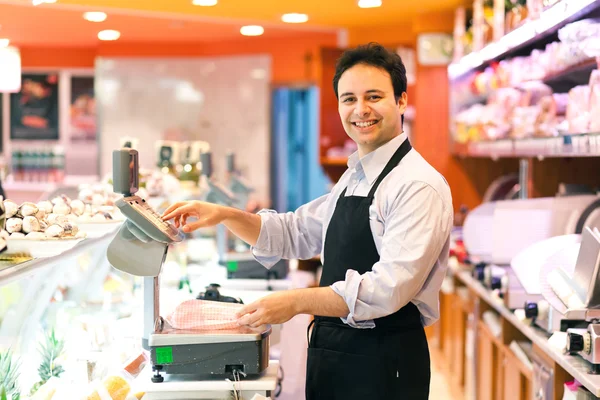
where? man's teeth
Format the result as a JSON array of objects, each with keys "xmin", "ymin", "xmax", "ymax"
[{"xmin": 354, "ymin": 121, "xmax": 377, "ymax": 128}]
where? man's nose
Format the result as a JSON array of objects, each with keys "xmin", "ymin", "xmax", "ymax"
[{"xmin": 354, "ymin": 100, "xmax": 371, "ymax": 117}]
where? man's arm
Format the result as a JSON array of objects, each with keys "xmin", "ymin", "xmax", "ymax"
[
  {"xmin": 331, "ymin": 181, "xmax": 452, "ymax": 327},
  {"xmin": 236, "ymin": 180, "xmax": 452, "ymax": 328},
  {"xmin": 162, "ymin": 201, "xmax": 262, "ymax": 245},
  {"xmin": 235, "ymin": 287, "xmax": 349, "ymax": 327},
  {"xmin": 221, "ymin": 207, "xmax": 262, "ymax": 246}
]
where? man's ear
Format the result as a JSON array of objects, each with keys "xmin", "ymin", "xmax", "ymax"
[{"xmin": 397, "ymin": 92, "xmax": 408, "ymax": 114}]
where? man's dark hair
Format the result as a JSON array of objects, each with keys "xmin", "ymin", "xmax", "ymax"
[{"xmin": 333, "ymin": 42, "xmax": 408, "ymax": 124}]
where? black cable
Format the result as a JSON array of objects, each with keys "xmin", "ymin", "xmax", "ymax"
[
  {"xmin": 275, "ymin": 365, "xmax": 284, "ymax": 398},
  {"xmin": 575, "ymin": 198, "xmax": 600, "ymax": 233}
]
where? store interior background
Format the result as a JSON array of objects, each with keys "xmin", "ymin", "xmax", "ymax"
[{"xmin": 2, "ymin": 0, "xmax": 600, "ymax": 399}]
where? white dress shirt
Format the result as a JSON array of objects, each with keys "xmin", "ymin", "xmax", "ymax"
[{"xmin": 252, "ymin": 132, "xmax": 453, "ymax": 328}]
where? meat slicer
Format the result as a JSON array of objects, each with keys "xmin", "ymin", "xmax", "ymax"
[{"xmin": 463, "ymin": 194, "xmax": 600, "ymax": 310}]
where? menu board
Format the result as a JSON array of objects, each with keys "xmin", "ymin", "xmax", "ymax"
[{"xmin": 10, "ymin": 73, "xmax": 59, "ymax": 140}]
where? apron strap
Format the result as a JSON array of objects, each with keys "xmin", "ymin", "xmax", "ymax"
[
  {"xmin": 367, "ymin": 138, "xmax": 412, "ymax": 198},
  {"xmin": 307, "ymin": 318, "xmax": 316, "ymax": 346}
]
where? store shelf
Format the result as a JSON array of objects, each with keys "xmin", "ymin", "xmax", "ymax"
[
  {"xmin": 452, "ymin": 132, "xmax": 600, "ymax": 159},
  {"xmin": 0, "ymin": 229, "xmax": 118, "ymax": 288},
  {"xmin": 320, "ymin": 156, "xmax": 348, "ymax": 167},
  {"xmin": 449, "ymin": 264, "xmax": 600, "ymax": 397},
  {"xmin": 455, "ymin": 57, "xmax": 598, "ymax": 108},
  {"xmin": 448, "ymin": 0, "xmax": 600, "ymax": 80},
  {"xmin": 543, "ymin": 58, "xmax": 598, "ymax": 93}
]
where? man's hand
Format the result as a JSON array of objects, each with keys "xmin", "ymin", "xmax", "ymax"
[
  {"xmin": 162, "ymin": 201, "xmax": 230, "ymax": 233},
  {"xmin": 235, "ymin": 291, "xmax": 299, "ymax": 328},
  {"xmin": 162, "ymin": 200, "xmax": 262, "ymax": 245},
  {"xmin": 235, "ymin": 288, "xmax": 350, "ymax": 327}
]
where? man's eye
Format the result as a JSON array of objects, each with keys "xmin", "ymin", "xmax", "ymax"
[
  {"xmin": 369, "ymin": 96, "xmax": 381, "ymax": 100},
  {"xmin": 342, "ymin": 98, "xmax": 355, "ymax": 103}
]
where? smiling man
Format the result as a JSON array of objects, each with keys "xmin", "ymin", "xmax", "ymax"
[{"xmin": 162, "ymin": 42, "xmax": 453, "ymax": 399}]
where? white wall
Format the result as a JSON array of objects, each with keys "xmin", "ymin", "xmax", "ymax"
[{"xmin": 95, "ymin": 55, "xmax": 272, "ymax": 205}]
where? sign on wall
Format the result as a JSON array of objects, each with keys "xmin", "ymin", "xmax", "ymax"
[
  {"xmin": 69, "ymin": 76, "xmax": 96, "ymax": 143},
  {"xmin": 10, "ymin": 73, "xmax": 59, "ymax": 140}
]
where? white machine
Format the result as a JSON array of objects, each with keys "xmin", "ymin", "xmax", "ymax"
[
  {"xmin": 106, "ymin": 148, "xmax": 271, "ymax": 383},
  {"xmin": 463, "ymin": 194, "xmax": 600, "ymax": 309}
]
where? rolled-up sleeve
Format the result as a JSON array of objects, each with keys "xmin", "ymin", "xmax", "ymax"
[
  {"xmin": 331, "ymin": 181, "xmax": 452, "ymax": 328},
  {"xmin": 252, "ymin": 194, "xmax": 329, "ymax": 268}
]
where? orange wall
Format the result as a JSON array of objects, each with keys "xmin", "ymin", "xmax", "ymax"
[
  {"xmin": 19, "ymin": 32, "xmax": 338, "ymax": 84},
  {"xmin": 348, "ymin": 10, "xmax": 454, "ymax": 46}
]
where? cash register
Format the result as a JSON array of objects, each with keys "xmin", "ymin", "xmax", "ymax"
[{"xmin": 106, "ymin": 148, "xmax": 271, "ymax": 383}]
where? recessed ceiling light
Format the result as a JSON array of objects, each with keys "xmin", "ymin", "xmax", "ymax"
[
  {"xmin": 282, "ymin": 13, "xmax": 309, "ymax": 23},
  {"xmin": 84, "ymin": 12, "xmax": 107, "ymax": 22},
  {"xmin": 192, "ymin": 0, "xmax": 218, "ymax": 5},
  {"xmin": 0, "ymin": 39, "xmax": 9, "ymax": 48},
  {"xmin": 358, "ymin": 0, "xmax": 382, "ymax": 8},
  {"xmin": 98, "ymin": 29, "xmax": 120, "ymax": 41},
  {"xmin": 240, "ymin": 25, "xmax": 264, "ymax": 36},
  {"xmin": 32, "ymin": 0, "xmax": 56, "ymax": 5}
]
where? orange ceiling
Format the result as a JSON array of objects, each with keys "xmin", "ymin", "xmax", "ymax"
[
  {"xmin": 52, "ymin": 0, "xmax": 465, "ymax": 28},
  {"xmin": 0, "ymin": 2, "xmax": 322, "ymax": 46},
  {"xmin": 0, "ymin": 0, "xmax": 463, "ymax": 47}
]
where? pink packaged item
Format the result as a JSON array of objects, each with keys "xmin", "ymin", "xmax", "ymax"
[
  {"xmin": 589, "ymin": 70, "xmax": 600, "ymax": 131},
  {"xmin": 566, "ymin": 85, "xmax": 591, "ymax": 134},
  {"xmin": 164, "ymin": 299, "xmax": 244, "ymax": 330}
]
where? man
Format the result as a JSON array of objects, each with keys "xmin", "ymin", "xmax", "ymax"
[{"xmin": 162, "ymin": 42, "xmax": 453, "ymax": 399}]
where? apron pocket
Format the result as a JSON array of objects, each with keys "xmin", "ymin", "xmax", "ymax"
[{"xmin": 306, "ymin": 347, "xmax": 383, "ymax": 400}]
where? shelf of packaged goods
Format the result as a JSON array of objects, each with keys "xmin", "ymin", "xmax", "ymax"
[
  {"xmin": 448, "ymin": 0, "xmax": 600, "ymax": 80},
  {"xmin": 0, "ymin": 229, "xmax": 118, "ymax": 288},
  {"xmin": 454, "ymin": 58, "xmax": 598, "ymax": 109},
  {"xmin": 320, "ymin": 156, "xmax": 349, "ymax": 167},
  {"xmin": 448, "ymin": 263, "xmax": 600, "ymax": 397},
  {"xmin": 452, "ymin": 133, "xmax": 600, "ymax": 159}
]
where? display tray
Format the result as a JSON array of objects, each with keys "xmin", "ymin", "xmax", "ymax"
[
  {"xmin": 0, "ymin": 254, "xmax": 34, "ymax": 272},
  {"xmin": 78, "ymin": 220, "xmax": 123, "ymax": 238},
  {"xmin": 5, "ymin": 237, "xmax": 86, "ymax": 258}
]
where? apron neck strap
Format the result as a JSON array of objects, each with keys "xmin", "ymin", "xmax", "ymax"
[{"xmin": 367, "ymin": 139, "xmax": 412, "ymax": 198}]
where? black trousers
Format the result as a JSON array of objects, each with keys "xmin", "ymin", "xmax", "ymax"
[{"xmin": 306, "ymin": 320, "xmax": 431, "ymax": 400}]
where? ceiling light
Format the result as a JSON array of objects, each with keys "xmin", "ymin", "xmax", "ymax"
[
  {"xmin": 98, "ymin": 29, "xmax": 120, "ymax": 41},
  {"xmin": 0, "ymin": 39, "xmax": 9, "ymax": 48},
  {"xmin": 240, "ymin": 25, "xmax": 264, "ymax": 36},
  {"xmin": 358, "ymin": 0, "xmax": 382, "ymax": 8},
  {"xmin": 32, "ymin": 0, "xmax": 56, "ymax": 5},
  {"xmin": 0, "ymin": 46, "xmax": 21, "ymax": 93},
  {"xmin": 192, "ymin": 0, "xmax": 218, "ymax": 5},
  {"xmin": 84, "ymin": 12, "xmax": 107, "ymax": 22},
  {"xmin": 282, "ymin": 13, "xmax": 309, "ymax": 23}
]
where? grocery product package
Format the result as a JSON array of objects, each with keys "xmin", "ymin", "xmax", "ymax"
[
  {"xmin": 589, "ymin": 70, "xmax": 600, "ymax": 132},
  {"xmin": 83, "ymin": 352, "xmax": 149, "ymax": 400},
  {"xmin": 511, "ymin": 106, "xmax": 540, "ymax": 139},
  {"xmin": 558, "ymin": 19, "xmax": 600, "ymax": 44},
  {"xmin": 163, "ymin": 299, "xmax": 245, "ymax": 330},
  {"xmin": 566, "ymin": 85, "xmax": 591, "ymax": 134}
]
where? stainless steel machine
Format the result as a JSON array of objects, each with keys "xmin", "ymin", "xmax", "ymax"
[
  {"xmin": 106, "ymin": 148, "xmax": 271, "ymax": 383},
  {"xmin": 200, "ymin": 151, "xmax": 289, "ymax": 281},
  {"xmin": 463, "ymin": 194, "xmax": 600, "ymax": 311}
]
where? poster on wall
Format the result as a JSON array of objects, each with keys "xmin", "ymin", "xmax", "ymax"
[
  {"xmin": 10, "ymin": 73, "xmax": 59, "ymax": 140},
  {"xmin": 69, "ymin": 76, "xmax": 96, "ymax": 142}
]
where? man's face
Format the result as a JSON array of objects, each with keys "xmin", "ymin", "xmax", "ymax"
[{"xmin": 337, "ymin": 64, "xmax": 407, "ymax": 156}]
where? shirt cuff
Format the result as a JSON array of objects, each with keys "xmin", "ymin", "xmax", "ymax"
[
  {"xmin": 330, "ymin": 271, "xmax": 375, "ymax": 329},
  {"xmin": 251, "ymin": 209, "xmax": 283, "ymax": 269}
]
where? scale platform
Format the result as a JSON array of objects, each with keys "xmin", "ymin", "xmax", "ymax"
[
  {"xmin": 137, "ymin": 360, "xmax": 279, "ymax": 400},
  {"xmin": 149, "ymin": 325, "xmax": 271, "ymax": 378}
]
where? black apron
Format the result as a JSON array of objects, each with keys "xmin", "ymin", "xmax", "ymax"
[{"xmin": 306, "ymin": 139, "xmax": 431, "ymax": 400}]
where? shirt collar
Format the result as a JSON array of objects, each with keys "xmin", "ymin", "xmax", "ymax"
[{"xmin": 347, "ymin": 132, "xmax": 408, "ymax": 185}]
